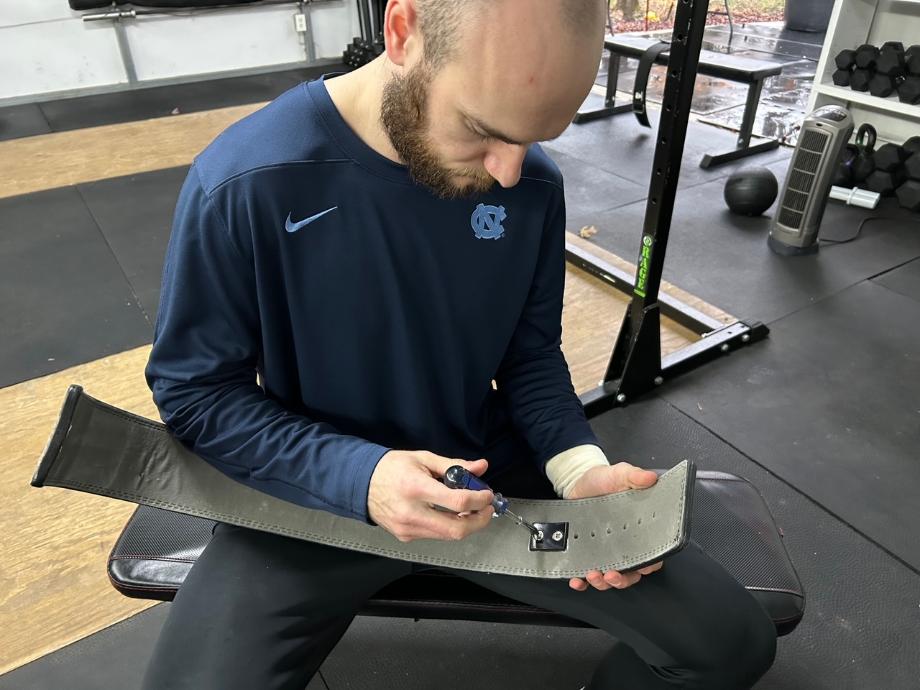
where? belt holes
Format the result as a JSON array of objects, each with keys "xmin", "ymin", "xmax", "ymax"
[
  {"xmin": 638, "ymin": 518, "xmax": 642, "ymax": 525},
  {"xmin": 606, "ymin": 527, "xmax": 612, "ymax": 534},
  {"xmin": 591, "ymin": 531, "xmax": 595, "ymax": 538}
]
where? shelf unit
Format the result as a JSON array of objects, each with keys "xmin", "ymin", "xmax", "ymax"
[{"xmin": 808, "ymin": 0, "xmax": 920, "ymax": 144}]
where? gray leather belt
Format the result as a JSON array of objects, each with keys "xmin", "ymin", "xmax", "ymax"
[{"xmin": 32, "ymin": 386, "xmax": 695, "ymax": 578}]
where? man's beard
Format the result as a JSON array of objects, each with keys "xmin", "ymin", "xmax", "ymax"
[{"xmin": 380, "ymin": 63, "xmax": 494, "ymax": 200}]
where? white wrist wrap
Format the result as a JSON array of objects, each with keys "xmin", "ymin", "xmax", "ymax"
[{"xmin": 544, "ymin": 444, "xmax": 610, "ymax": 499}]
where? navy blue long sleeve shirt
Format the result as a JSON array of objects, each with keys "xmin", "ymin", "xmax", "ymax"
[{"xmin": 145, "ymin": 76, "xmax": 599, "ymax": 524}]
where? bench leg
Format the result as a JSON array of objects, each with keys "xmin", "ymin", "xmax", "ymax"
[
  {"xmin": 699, "ymin": 140, "xmax": 781, "ymax": 168},
  {"xmin": 573, "ymin": 53, "xmax": 631, "ymax": 124},
  {"xmin": 699, "ymin": 77, "xmax": 780, "ymax": 169},
  {"xmin": 736, "ymin": 77, "xmax": 765, "ymax": 150}
]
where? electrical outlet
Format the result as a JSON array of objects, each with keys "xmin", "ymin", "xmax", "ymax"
[{"xmin": 293, "ymin": 13, "xmax": 307, "ymax": 33}]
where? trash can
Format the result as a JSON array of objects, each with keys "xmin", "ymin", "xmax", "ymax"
[{"xmin": 784, "ymin": 0, "xmax": 835, "ymax": 32}]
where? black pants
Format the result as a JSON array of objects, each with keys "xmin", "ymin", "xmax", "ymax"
[{"xmin": 141, "ymin": 464, "xmax": 776, "ymax": 689}]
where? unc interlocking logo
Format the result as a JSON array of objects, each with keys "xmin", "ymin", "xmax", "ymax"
[{"xmin": 470, "ymin": 203, "xmax": 507, "ymax": 240}]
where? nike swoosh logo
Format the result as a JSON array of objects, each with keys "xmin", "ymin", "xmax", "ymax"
[{"xmin": 285, "ymin": 206, "xmax": 338, "ymax": 233}]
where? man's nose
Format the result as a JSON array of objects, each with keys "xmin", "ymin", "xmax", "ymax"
[{"xmin": 483, "ymin": 143, "xmax": 529, "ymax": 188}]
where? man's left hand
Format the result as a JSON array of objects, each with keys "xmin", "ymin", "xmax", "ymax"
[{"xmin": 565, "ymin": 462, "xmax": 663, "ymax": 592}]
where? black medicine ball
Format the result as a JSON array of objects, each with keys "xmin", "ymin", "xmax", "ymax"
[{"xmin": 723, "ymin": 167, "xmax": 779, "ymax": 216}]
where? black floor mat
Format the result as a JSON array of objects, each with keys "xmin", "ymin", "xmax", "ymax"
[
  {"xmin": 77, "ymin": 167, "xmax": 190, "ymax": 324},
  {"xmin": 0, "ymin": 604, "xmax": 328, "ymax": 690},
  {"xmin": 545, "ymin": 114, "xmax": 791, "ymax": 194},
  {"xmin": 0, "ymin": 64, "xmax": 337, "ymax": 139},
  {"xmin": 588, "ymin": 396, "xmax": 920, "ymax": 689},
  {"xmin": 550, "ymin": 150, "xmax": 649, "ymax": 218},
  {"xmin": 320, "ymin": 617, "xmax": 612, "ymax": 689},
  {"xmin": 565, "ymin": 161, "xmax": 920, "ymax": 325},
  {"xmin": 0, "ymin": 103, "xmax": 52, "ymax": 142},
  {"xmin": 653, "ymin": 279, "xmax": 920, "ymax": 568},
  {"xmin": 873, "ymin": 257, "xmax": 920, "ymax": 303},
  {"xmin": 0, "ymin": 186, "xmax": 152, "ymax": 387}
]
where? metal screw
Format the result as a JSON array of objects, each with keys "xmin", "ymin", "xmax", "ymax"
[
  {"xmin": 616, "ymin": 393, "xmax": 627, "ymax": 403},
  {"xmin": 720, "ymin": 343, "xmax": 730, "ymax": 352},
  {"xmin": 552, "ymin": 530, "xmax": 564, "ymax": 542},
  {"xmin": 536, "ymin": 530, "xmax": 545, "ymax": 542},
  {"xmin": 741, "ymin": 334, "xmax": 751, "ymax": 343},
  {"xmin": 654, "ymin": 376, "xmax": 664, "ymax": 385}
]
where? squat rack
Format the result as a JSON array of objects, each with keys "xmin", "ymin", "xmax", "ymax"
[{"xmin": 570, "ymin": 0, "xmax": 769, "ymax": 416}]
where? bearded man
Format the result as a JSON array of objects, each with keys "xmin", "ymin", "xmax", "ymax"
[{"xmin": 142, "ymin": 1, "xmax": 777, "ymax": 687}]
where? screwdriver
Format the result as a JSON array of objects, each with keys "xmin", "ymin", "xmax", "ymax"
[{"xmin": 443, "ymin": 465, "xmax": 543, "ymax": 541}]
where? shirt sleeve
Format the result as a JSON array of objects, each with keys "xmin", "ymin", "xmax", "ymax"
[
  {"xmin": 493, "ymin": 184, "xmax": 602, "ymax": 472},
  {"xmin": 145, "ymin": 165, "xmax": 389, "ymax": 524}
]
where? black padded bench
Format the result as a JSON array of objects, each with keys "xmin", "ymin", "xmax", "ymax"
[
  {"xmin": 108, "ymin": 470, "xmax": 805, "ymax": 636},
  {"xmin": 575, "ymin": 34, "xmax": 785, "ymax": 168}
]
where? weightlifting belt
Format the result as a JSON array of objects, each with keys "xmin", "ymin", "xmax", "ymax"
[
  {"xmin": 633, "ymin": 41, "xmax": 671, "ymax": 128},
  {"xmin": 32, "ymin": 386, "xmax": 695, "ymax": 579}
]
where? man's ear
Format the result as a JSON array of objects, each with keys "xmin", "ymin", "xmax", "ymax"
[{"xmin": 384, "ymin": 0, "xmax": 421, "ymax": 68}]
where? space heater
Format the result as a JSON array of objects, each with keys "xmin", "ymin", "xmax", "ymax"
[{"xmin": 768, "ymin": 105, "xmax": 854, "ymax": 255}]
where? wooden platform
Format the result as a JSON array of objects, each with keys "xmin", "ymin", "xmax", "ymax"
[{"xmin": 0, "ymin": 102, "xmax": 264, "ymax": 199}]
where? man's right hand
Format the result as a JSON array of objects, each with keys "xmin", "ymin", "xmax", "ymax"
[{"xmin": 368, "ymin": 451, "xmax": 495, "ymax": 542}]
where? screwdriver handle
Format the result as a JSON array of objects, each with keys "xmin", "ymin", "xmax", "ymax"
[{"xmin": 443, "ymin": 465, "xmax": 509, "ymax": 515}]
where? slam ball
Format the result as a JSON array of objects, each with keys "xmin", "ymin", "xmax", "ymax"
[{"xmin": 723, "ymin": 167, "xmax": 779, "ymax": 216}]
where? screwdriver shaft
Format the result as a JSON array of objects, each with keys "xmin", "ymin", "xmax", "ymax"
[{"xmin": 504, "ymin": 509, "xmax": 543, "ymax": 540}]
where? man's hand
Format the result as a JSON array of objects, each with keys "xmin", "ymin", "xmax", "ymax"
[
  {"xmin": 368, "ymin": 451, "xmax": 496, "ymax": 542},
  {"xmin": 566, "ymin": 462, "xmax": 664, "ymax": 592}
]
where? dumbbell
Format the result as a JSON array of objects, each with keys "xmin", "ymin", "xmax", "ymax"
[
  {"xmin": 905, "ymin": 137, "xmax": 920, "ymax": 157},
  {"xmin": 855, "ymin": 44, "xmax": 880, "ymax": 69},
  {"xmin": 832, "ymin": 69, "xmax": 852, "ymax": 87},
  {"xmin": 851, "ymin": 68, "xmax": 873, "ymax": 92},
  {"xmin": 835, "ymin": 49, "xmax": 857, "ymax": 71},
  {"xmin": 833, "ymin": 48, "xmax": 857, "ymax": 86},
  {"xmin": 895, "ymin": 153, "xmax": 920, "ymax": 211},
  {"xmin": 898, "ymin": 76, "xmax": 920, "ymax": 104},
  {"xmin": 896, "ymin": 179, "xmax": 920, "ymax": 211},
  {"xmin": 906, "ymin": 45, "xmax": 920, "ymax": 76},
  {"xmin": 869, "ymin": 73, "xmax": 897, "ymax": 97},
  {"xmin": 865, "ymin": 167, "xmax": 905, "ymax": 196},
  {"xmin": 905, "ymin": 152, "xmax": 920, "ymax": 182},
  {"xmin": 867, "ymin": 142, "xmax": 911, "ymax": 197},
  {"xmin": 874, "ymin": 143, "xmax": 908, "ymax": 171},
  {"xmin": 840, "ymin": 45, "xmax": 877, "ymax": 93},
  {"xmin": 869, "ymin": 43, "xmax": 906, "ymax": 97},
  {"xmin": 876, "ymin": 42, "xmax": 906, "ymax": 75}
]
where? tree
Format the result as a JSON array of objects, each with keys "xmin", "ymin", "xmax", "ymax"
[{"xmin": 613, "ymin": 0, "xmax": 641, "ymax": 21}]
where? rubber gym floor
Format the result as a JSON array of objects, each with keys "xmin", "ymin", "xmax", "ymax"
[{"xmin": 2, "ymin": 24, "xmax": 919, "ymax": 690}]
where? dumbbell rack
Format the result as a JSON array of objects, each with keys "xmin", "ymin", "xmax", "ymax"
[{"xmin": 809, "ymin": 0, "xmax": 920, "ymax": 145}]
